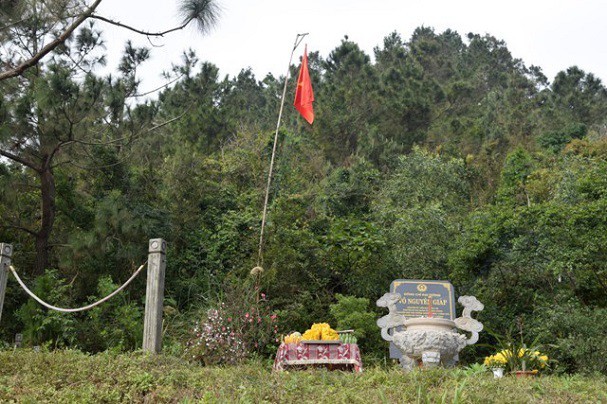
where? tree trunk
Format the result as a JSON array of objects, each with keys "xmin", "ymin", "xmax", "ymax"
[{"xmin": 35, "ymin": 167, "xmax": 56, "ymax": 274}]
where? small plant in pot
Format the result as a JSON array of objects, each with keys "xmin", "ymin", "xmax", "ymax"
[
  {"xmin": 484, "ymin": 352, "xmax": 507, "ymax": 378},
  {"xmin": 485, "ymin": 346, "xmax": 548, "ymax": 377},
  {"xmin": 484, "ymin": 319, "xmax": 549, "ymax": 377}
]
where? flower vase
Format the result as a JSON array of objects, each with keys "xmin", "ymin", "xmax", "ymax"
[
  {"xmin": 514, "ymin": 370, "xmax": 537, "ymax": 378},
  {"xmin": 492, "ymin": 368, "xmax": 504, "ymax": 379}
]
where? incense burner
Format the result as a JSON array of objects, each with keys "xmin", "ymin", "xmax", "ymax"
[{"xmin": 377, "ymin": 294, "xmax": 484, "ymax": 371}]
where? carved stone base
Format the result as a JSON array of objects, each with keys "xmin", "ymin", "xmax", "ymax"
[
  {"xmin": 392, "ymin": 327, "xmax": 467, "ymax": 370},
  {"xmin": 399, "ymin": 355, "xmax": 417, "ymax": 371},
  {"xmin": 377, "ymin": 293, "xmax": 484, "ymax": 373}
]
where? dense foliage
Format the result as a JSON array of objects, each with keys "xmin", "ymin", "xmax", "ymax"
[{"xmin": 2, "ymin": 6, "xmax": 607, "ymax": 374}]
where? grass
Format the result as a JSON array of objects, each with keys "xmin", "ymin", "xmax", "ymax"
[{"xmin": 1, "ymin": 349, "xmax": 606, "ymax": 403}]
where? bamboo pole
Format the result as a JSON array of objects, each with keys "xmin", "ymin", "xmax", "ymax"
[{"xmin": 257, "ymin": 33, "xmax": 308, "ymax": 267}]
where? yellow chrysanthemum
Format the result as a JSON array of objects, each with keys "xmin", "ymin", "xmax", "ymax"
[
  {"xmin": 494, "ymin": 352, "xmax": 507, "ymax": 363},
  {"xmin": 302, "ymin": 329, "xmax": 321, "ymax": 340},
  {"xmin": 322, "ymin": 329, "xmax": 339, "ymax": 340},
  {"xmin": 302, "ymin": 323, "xmax": 340, "ymax": 341}
]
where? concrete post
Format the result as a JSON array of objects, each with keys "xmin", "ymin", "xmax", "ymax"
[
  {"xmin": 0, "ymin": 243, "xmax": 13, "ymax": 324},
  {"xmin": 142, "ymin": 238, "xmax": 166, "ymax": 353}
]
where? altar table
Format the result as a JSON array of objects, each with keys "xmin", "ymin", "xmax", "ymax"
[{"xmin": 273, "ymin": 342, "xmax": 363, "ymax": 372}]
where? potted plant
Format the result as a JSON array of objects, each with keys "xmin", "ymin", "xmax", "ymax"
[
  {"xmin": 483, "ymin": 352, "xmax": 507, "ymax": 378},
  {"xmin": 509, "ymin": 347, "xmax": 549, "ymax": 377},
  {"xmin": 484, "ymin": 320, "xmax": 549, "ymax": 377}
]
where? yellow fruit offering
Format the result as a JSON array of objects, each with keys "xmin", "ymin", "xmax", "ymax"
[
  {"xmin": 302, "ymin": 323, "xmax": 340, "ymax": 341},
  {"xmin": 301, "ymin": 329, "xmax": 321, "ymax": 340},
  {"xmin": 322, "ymin": 328, "xmax": 339, "ymax": 341},
  {"xmin": 283, "ymin": 332, "xmax": 302, "ymax": 344}
]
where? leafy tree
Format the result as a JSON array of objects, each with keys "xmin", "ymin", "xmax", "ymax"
[
  {"xmin": 315, "ymin": 37, "xmax": 379, "ymax": 163},
  {"xmin": 451, "ymin": 140, "xmax": 607, "ymax": 346},
  {"xmin": 537, "ymin": 123, "xmax": 587, "ymax": 153},
  {"xmin": 321, "ymin": 157, "xmax": 379, "ymax": 216},
  {"xmin": 549, "ymin": 66, "xmax": 607, "ymax": 126},
  {"xmin": 374, "ymin": 147, "xmax": 471, "ymax": 281},
  {"xmin": 495, "ymin": 147, "xmax": 535, "ymax": 206},
  {"xmin": 0, "ymin": 0, "xmax": 221, "ymax": 274},
  {"xmin": 367, "ymin": 31, "xmax": 437, "ymax": 164},
  {"xmin": 330, "ymin": 294, "xmax": 383, "ymax": 355}
]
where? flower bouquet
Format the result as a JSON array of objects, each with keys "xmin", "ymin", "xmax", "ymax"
[
  {"xmin": 509, "ymin": 347, "xmax": 549, "ymax": 376},
  {"xmin": 485, "ymin": 320, "xmax": 549, "ymax": 377},
  {"xmin": 485, "ymin": 348, "xmax": 548, "ymax": 377},
  {"xmin": 484, "ymin": 351, "xmax": 507, "ymax": 378}
]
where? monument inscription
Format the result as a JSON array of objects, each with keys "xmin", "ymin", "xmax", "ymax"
[
  {"xmin": 391, "ymin": 279, "xmax": 456, "ymax": 320},
  {"xmin": 388, "ymin": 279, "xmax": 456, "ymax": 358}
]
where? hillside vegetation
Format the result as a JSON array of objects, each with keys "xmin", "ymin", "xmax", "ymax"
[{"xmin": 2, "ymin": 5, "xmax": 607, "ymax": 374}]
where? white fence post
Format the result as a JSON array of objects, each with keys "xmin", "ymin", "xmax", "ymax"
[
  {"xmin": 0, "ymin": 243, "xmax": 13, "ymax": 324},
  {"xmin": 143, "ymin": 238, "xmax": 167, "ymax": 353}
]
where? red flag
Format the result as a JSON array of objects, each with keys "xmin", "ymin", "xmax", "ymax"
[{"xmin": 294, "ymin": 45, "xmax": 314, "ymax": 124}]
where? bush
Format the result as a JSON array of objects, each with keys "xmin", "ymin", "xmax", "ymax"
[
  {"xmin": 221, "ymin": 283, "xmax": 280, "ymax": 357},
  {"xmin": 185, "ymin": 303, "xmax": 247, "ymax": 365},
  {"xmin": 329, "ymin": 294, "xmax": 383, "ymax": 357},
  {"xmin": 15, "ymin": 271, "xmax": 143, "ymax": 352},
  {"xmin": 529, "ymin": 302, "xmax": 607, "ymax": 374},
  {"xmin": 15, "ymin": 269, "xmax": 77, "ymax": 348},
  {"xmin": 78, "ymin": 276, "xmax": 143, "ymax": 352},
  {"xmin": 185, "ymin": 282, "xmax": 280, "ymax": 365}
]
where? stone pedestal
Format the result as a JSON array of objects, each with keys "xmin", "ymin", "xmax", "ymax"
[
  {"xmin": 390, "ymin": 318, "xmax": 467, "ymax": 370},
  {"xmin": 377, "ymin": 293, "xmax": 484, "ymax": 371}
]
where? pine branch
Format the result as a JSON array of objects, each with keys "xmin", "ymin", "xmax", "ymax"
[
  {"xmin": 0, "ymin": 224, "xmax": 37, "ymax": 237},
  {"xmin": 89, "ymin": 15, "xmax": 192, "ymax": 37},
  {"xmin": 0, "ymin": 0, "xmax": 104, "ymax": 82},
  {"xmin": 0, "ymin": 148, "xmax": 41, "ymax": 172}
]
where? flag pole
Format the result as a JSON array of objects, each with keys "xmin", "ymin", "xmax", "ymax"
[{"xmin": 256, "ymin": 33, "xmax": 308, "ymax": 268}]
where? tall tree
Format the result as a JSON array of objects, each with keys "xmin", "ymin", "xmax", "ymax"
[
  {"xmin": 0, "ymin": 0, "xmax": 220, "ymax": 81},
  {"xmin": 548, "ymin": 66, "xmax": 607, "ymax": 127},
  {"xmin": 0, "ymin": 0, "xmax": 221, "ymax": 273},
  {"xmin": 316, "ymin": 37, "xmax": 379, "ymax": 163}
]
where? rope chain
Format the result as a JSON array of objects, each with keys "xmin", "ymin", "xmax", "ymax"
[{"xmin": 8, "ymin": 263, "xmax": 146, "ymax": 313}]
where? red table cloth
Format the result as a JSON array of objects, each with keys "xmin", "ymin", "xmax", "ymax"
[{"xmin": 273, "ymin": 343, "xmax": 363, "ymax": 372}]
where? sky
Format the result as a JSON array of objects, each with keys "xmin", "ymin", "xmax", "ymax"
[{"xmin": 96, "ymin": 0, "xmax": 607, "ymax": 96}]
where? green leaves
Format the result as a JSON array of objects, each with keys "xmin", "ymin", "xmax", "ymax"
[
  {"xmin": 15, "ymin": 269, "xmax": 77, "ymax": 347},
  {"xmin": 374, "ymin": 148, "xmax": 471, "ymax": 281},
  {"xmin": 538, "ymin": 123, "xmax": 587, "ymax": 153},
  {"xmin": 329, "ymin": 294, "xmax": 380, "ymax": 352}
]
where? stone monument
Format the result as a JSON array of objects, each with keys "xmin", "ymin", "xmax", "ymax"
[{"xmin": 377, "ymin": 279, "xmax": 483, "ymax": 371}]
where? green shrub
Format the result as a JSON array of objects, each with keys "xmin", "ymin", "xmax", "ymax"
[
  {"xmin": 329, "ymin": 294, "xmax": 383, "ymax": 357},
  {"xmin": 78, "ymin": 276, "xmax": 143, "ymax": 352},
  {"xmin": 15, "ymin": 269, "xmax": 77, "ymax": 348},
  {"xmin": 529, "ymin": 302, "xmax": 607, "ymax": 374}
]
